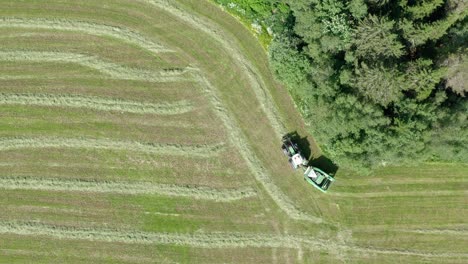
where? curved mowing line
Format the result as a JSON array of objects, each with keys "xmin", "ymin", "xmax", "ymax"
[
  {"xmin": 0, "ymin": 137, "xmax": 224, "ymax": 158},
  {"xmin": 194, "ymin": 74, "xmax": 321, "ymax": 223},
  {"xmin": 137, "ymin": 1, "xmax": 319, "ymax": 222},
  {"xmin": 0, "ymin": 17, "xmax": 172, "ymax": 53},
  {"xmin": 0, "ymin": 177, "xmax": 256, "ymax": 202},
  {"xmin": 141, "ymin": 0, "xmax": 286, "ymax": 136},
  {"xmin": 0, "ymin": 93, "xmax": 193, "ymax": 115},
  {"xmin": 0, "ymin": 51, "xmax": 194, "ymax": 82},
  {"xmin": 331, "ymin": 190, "xmax": 468, "ymax": 198},
  {"xmin": 1, "ymin": 222, "xmax": 466, "ymax": 259}
]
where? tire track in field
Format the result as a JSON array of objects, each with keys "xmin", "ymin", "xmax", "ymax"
[
  {"xmin": 0, "ymin": 177, "xmax": 256, "ymax": 202},
  {"xmin": 141, "ymin": 0, "xmax": 286, "ymax": 136},
  {"xmin": 0, "ymin": 51, "xmax": 194, "ymax": 82},
  {"xmin": 194, "ymin": 73, "xmax": 321, "ymax": 223},
  {"xmin": 0, "ymin": 137, "xmax": 224, "ymax": 158},
  {"xmin": 330, "ymin": 190, "xmax": 468, "ymax": 198},
  {"xmin": 0, "ymin": 17, "xmax": 172, "ymax": 53},
  {"xmin": 1, "ymin": 221, "xmax": 466, "ymax": 259},
  {"xmin": 0, "ymin": 93, "xmax": 193, "ymax": 115}
]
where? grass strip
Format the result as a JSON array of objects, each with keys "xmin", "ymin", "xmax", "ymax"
[
  {"xmin": 0, "ymin": 137, "xmax": 224, "ymax": 158},
  {"xmin": 0, "ymin": 51, "xmax": 194, "ymax": 82},
  {"xmin": 0, "ymin": 17, "xmax": 172, "ymax": 53},
  {"xmin": 0, "ymin": 177, "xmax": 256, "ymax": 202},
  {"xmin": 0, "ymin": 93, "xmax": 193, "ymax": 115},
  {"xmin": 0, "ymin": 221, "xmax": 465, "ymax": 258}
]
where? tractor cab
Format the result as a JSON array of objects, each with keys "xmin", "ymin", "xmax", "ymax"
[{"xmin": 281, "ymin": 135, "xmax": 308, "ymax": 169}]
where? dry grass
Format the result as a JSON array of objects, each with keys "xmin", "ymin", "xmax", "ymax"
[
  {"xmin": 0, "ymin": 137, "xmax": 224, "ymax": 157},
  {"xmin": 194, "ymin": 73, "xmax": 321, "ymax": 222},
  {"xmin": 0, "ymin": 93, "xmax": 194, "ymax": 115},
  {"xmin": 0, "ymin": 51, "xmax": 194, "ymax": 82},
  {"xmin": 0, "ymin": 177, "xmax": 257, "ymax": 202},
  {"xmin": 1, "ymin": 221, "xmax": 465, "ymax": 259},
  {"xmin": 0, "ymin": 17, "xmax": 172, "ymax": 53}
]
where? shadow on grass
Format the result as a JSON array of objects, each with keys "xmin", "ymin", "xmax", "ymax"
[
  {"xmin": 285, "ymin": 131, "xmax": 339, "ymax": 177},
  {"xmin": 309, "ymin": 155, "xmax": 339, "ymax": 176}
]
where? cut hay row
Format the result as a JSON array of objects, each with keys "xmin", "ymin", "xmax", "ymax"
[
  {"xmin": 0, "ymin": 177, "xmax": 256, "ymax": 202},
  {"xmin": 0, "ymin": 221, "xmax": 465, "ymax": 259},
  {"xmin": 133, "ymin": 1, "xmax": 318, "ymax": 222},
  {"xmin": 194, "ymin": 73, "xmax": 321, "ymax": 223},
  {"xmin": 0, "ymin": 137, "xmax": 224, "ymax": 158},
  {"xmin": 0, "ymin": 17, "xmax": 171, "ymax": 53},
  {"xmin": 331, "ymin": 190, "xmax": 468, "ymax": 198},
  {"xmin": 397, "ymin": 228, "xmax": 468, "ymax": 236},
  {"xmin": 0, "ymin": 51, "xmax": 194, "ymax": 82},
  {"xmin": 0, "ymin": 221, "xmax": 313, "ymax": 248},
  {"xmin": 0, "ymin": 93, "xmax": 193, "ymax": 115},
  {"xmin": 142, "ymin": 0, "xmax": 286, "ymax": 136}
]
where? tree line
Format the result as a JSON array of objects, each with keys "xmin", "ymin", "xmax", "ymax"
[{"xmin": 216, "ymin": 0, "xmax": 467, "ymax": 171}]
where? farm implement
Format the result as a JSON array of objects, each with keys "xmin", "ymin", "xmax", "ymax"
[{"xmin": 281, "ymin": 135, "xmax": 335, "ymax": 193}]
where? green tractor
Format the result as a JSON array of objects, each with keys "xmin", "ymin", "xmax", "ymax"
[{"xmin": 281, "ymin": 134, "xmax": 335, "ymax": 193}]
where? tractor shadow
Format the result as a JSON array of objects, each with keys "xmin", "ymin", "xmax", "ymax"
[{"xmin": 285, "ymin": 131, "xmax": 339, "ymax": 177}]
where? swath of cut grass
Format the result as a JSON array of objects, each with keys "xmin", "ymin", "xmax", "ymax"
[
  {"xmin": 142, "ymin": 0, "xmax": 286, "ymax": 136},
  {"xmin": 330, "ymin": 190, "xmax": 468, "ymax": 198},
  {"xmin": 136, "ymin": 1, "xmax": 317, "ymax": 222},
  {"xmin": 1, "ymin": 221, "xmax": 465, "ymax": 259},
  {"xmin": 0, "ymin": 17, "xmax": 171, "ymax": 53},
  {"xmin": 0, "ymin": 137, "xmax": 224, "ymax": 158},
  {"xmin": 0, "ymin": 51, "xmax": 194, "ymax": 82},
  {"xmin": 0, "ymin": 93, "xmax": 193, "ymax": 115},
  {"xmin": 396, "ymin": 228, "xmax": 468, "ymax": 236},
  {"xmin": 194, "ymin": 73, "xmax": 321, "ymax": 223},
  {"xmin": 0, "ymin": 177, "xmax": 256, "ymax": 202}
]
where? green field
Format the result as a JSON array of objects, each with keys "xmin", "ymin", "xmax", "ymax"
[{"xmin": 0, "ymin": 0, "xmax": 467, "ymax": 263}]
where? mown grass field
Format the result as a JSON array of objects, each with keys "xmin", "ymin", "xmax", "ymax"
[{"xmin": 0, "ymin": 0, "xmax": 466, "ymax": 263}]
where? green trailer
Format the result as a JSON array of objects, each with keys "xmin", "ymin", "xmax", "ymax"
[{"xmin": 304, "ymin": 166, "xmax": 335, "ymax": 193}]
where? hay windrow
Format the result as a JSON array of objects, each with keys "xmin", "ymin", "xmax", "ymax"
[
  {"xmin": 397, "ymin": 228, "xmax": 468, "ymax": 236},
  {"xmin": 0, "ymin": 137, "xmax": 224, "ymax": 158},
  {"xmin": 1, "ymin": 221, "xmax": 465, "ymax": 258},
  {"xmin": 0, "ymin": 51, "xmax": 194, "ymax": 82},
  {"xmin": 0, "ymin": 17, "xmax": 171, "ymax": 53},
  {"xmin": 331, "ymin": 190, "xmax": 468, "ymax": 198},
  {"xmin": 0, "ymin": 93, "xmax": 193, "ymax": 115},
  {"xmin": 193, "ymin": 73, "xmax": 322, "ymax": 223},
  {"xmin": 142, "ymin": 0, "xmax": 286, "ymax": 136},
  {"xmin": 0, "ymin": 177, "xmax": 256, "ymax": 202}
]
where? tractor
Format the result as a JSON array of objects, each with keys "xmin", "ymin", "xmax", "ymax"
[
  {"xmin": 281, "ymin": 134, "xmax": 335, "ymax": 192},
  {"xmin": 281, "ymin": 135, "xmax": 308, "ymax": 169}
]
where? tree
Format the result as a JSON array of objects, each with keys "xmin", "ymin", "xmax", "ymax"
[
  {"xmin": 352, "ymin": 62, "xmax": 405, "ymax": 106},
  {"xmin": 353, "ymin": 15, "xmax": 405, "ymax": 59},
  {"xmin": 404, "ymin": 0, "xmax": 445, "ymax": 20}
]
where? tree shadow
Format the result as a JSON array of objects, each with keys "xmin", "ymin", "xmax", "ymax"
[{"xmin": 285, "ymin": 131, "xmax": 339, "ymax": 177}]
